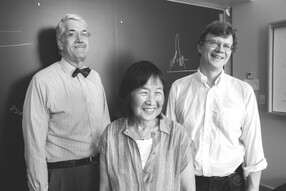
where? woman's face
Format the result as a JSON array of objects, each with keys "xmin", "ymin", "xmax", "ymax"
[{"xmin": 130, "ymin": 76, "xmax": 164, "ymax": 122}]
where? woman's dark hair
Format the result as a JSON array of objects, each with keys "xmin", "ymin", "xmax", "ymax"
[
  {"xmin": 198, "ymin": 21, "xmax": 238, "ymax": 52},
  {"xmin": 115, "ymin": 60, "xmax": 165, "ymax": 118}
]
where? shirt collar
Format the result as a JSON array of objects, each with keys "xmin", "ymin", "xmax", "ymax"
[
  {"xmin": 59, "ymin": 57, "xmax": 88, "ymax": 77},
  {"xmin": 158, "ymin": 114, "xmax": 170, "ymax": 135},
  {"xmin": 197, "ymin": 68, "xmax": 208, "ymax": 84},
  {"xmin": 124, "ymin": 114, "xmax": 170, "ymax": 137},
  {"xmin": 59, "ymin": 57, "xmax": 76, "ymax": 76},
  {"xmin": 196, "ymin": 68, "xmax": 225, "ymax": 87}
]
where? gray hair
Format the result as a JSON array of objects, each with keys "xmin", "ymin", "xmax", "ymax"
[{"xmin": 56, "ymin": 13, "xmax": 87, "ymax": 42}]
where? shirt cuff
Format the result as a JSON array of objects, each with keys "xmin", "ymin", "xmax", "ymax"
[{"xmin": 243, "ymin": 158, "xmax": 268, "ymax": 177}]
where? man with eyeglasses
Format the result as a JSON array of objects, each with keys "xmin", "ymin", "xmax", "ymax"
[
  {"xmin": 166, "ymin": 21, "xmax": 267, "ymax": 191},
  {"xmin": 22, "ymin": 13, "xmax": 110, "ymax": 191}
]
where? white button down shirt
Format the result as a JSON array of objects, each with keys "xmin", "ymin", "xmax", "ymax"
[
  {"xmin": 166, "ymin": 69, "xmax": 267, "ymax": 177},
  {"xmin": 22, "ymin": 58, "xmax": 110, "ymax": 191}
]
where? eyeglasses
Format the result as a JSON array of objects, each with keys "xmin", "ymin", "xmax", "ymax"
[
  {"xmin": 204, "ymin": 40, "xmax": 233, "ymax": 51},
  {"xmin": 61, "ymin": 31, "xmax": 91, "ymax": 39}
]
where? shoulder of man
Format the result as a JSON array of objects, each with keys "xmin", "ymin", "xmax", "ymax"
[{"xmin": 33, "ymin": 61, "xmax": 60, "ymax": 80}]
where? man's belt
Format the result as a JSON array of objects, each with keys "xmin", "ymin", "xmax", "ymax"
[{"xmin": 47, "ymin": 154, "xmax": 100, "ymax": 169}]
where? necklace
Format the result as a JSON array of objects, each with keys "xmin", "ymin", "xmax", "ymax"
[
  {"xmin": 129, "ymin": 118, "xmax": 159, "ymax": 140},
  {"xmin": 134, "ymin": 125, "xmax": 153, "ymax": 140}
]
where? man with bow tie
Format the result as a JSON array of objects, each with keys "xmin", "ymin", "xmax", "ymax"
[{"xmin": 22, "ymin": 13, "xmax": 110, "ymax": 191}]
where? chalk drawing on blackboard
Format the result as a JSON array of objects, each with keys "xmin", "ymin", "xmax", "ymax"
[
  {"xmin": 0, "ymin": 30, "xmax": 32, "ymax": 48},
  {"xmin": 0, "ymin": 30, "xmax": 22, "ymax": 32},
  {"xmin": 0, "ymin": 43, "xmax": 32, "ymax": 48},
  {"xmin": 168, "ymin": 33, "xmax": 195, "ymax": 73}
]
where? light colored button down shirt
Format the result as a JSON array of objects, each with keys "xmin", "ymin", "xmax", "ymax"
[
  {"xmin": 99, "ymin": 114, "xmax": 193, "ymax": 191},
  {"xmin": 22, "ymin": 58, "xmax": 110, "ymax": 191},
  {"xmin": 166, "ymin": 69, "xmax": 267, "ymax": 177}
]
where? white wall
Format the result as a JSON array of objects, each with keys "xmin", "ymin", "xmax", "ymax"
[{"xmin": 232, "ymin": 0, "xmax": 286, "ymax": 189}]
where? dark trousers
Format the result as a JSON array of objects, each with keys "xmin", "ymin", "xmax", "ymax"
[
  {"xmin": 48, "ymin": 162, "xmax": 100, "ymax": 191},
  {"xmin": 195, "ymin": 165, "xmax": 245, "ymax": 191}
]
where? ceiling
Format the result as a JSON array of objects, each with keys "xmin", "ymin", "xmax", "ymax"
[{"xmin": 167, "ymin": 0, "xmax": 253, "ymax": 10}]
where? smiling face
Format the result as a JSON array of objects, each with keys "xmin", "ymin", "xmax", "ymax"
[
  {"xmin": 198, "ymin": 34, "xmax": 233, "ymax": 72},
  {"xmin": 58, "ymin": 19, "xmax": 89, "ymax": 66},
  {"xmin": 130, "ymin": 76, "xmax": 164, "ymax": 123}
]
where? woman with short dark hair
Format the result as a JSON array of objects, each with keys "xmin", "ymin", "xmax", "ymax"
[{"xmin": 99, "ymin": 60, "xmax": 195, "ymax": 191}]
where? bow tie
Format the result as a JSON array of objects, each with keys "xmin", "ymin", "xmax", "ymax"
[{"xmin": 72, "ymin": 67, "xmax": 91, "ymax": 78}]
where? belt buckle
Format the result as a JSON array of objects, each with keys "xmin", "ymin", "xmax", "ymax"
[
  {"xmin": 89, "ymin": 156, "xmax": 97, "ymax": 164},
  {"xmin": 89, "ymin": 156, "xmax": 93, "ymax": 164}
]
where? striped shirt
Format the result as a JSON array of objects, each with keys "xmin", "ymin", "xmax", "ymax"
[
  {"xmin": 22, "ymin": 58, "xmax": 110, "ymax": 191},
  {"xmin": 166, "ymin": 69, "xmax": 267, "ymax": 177},
  {"xmin": 99, "ymin": 114, "xmax": 192, "ymax": 191}
]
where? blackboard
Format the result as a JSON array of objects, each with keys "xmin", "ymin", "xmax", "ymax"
[
  {"xmin": 0, "ymin": 0, "xmax": 222, "ymax": 189},
  {"xmin": 114, "ymin": 0, "xmax": 223, "ymax": 100},
  {"xmin": 0, "ymin": 0, "xmax": 115, "ymax": 189}
]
